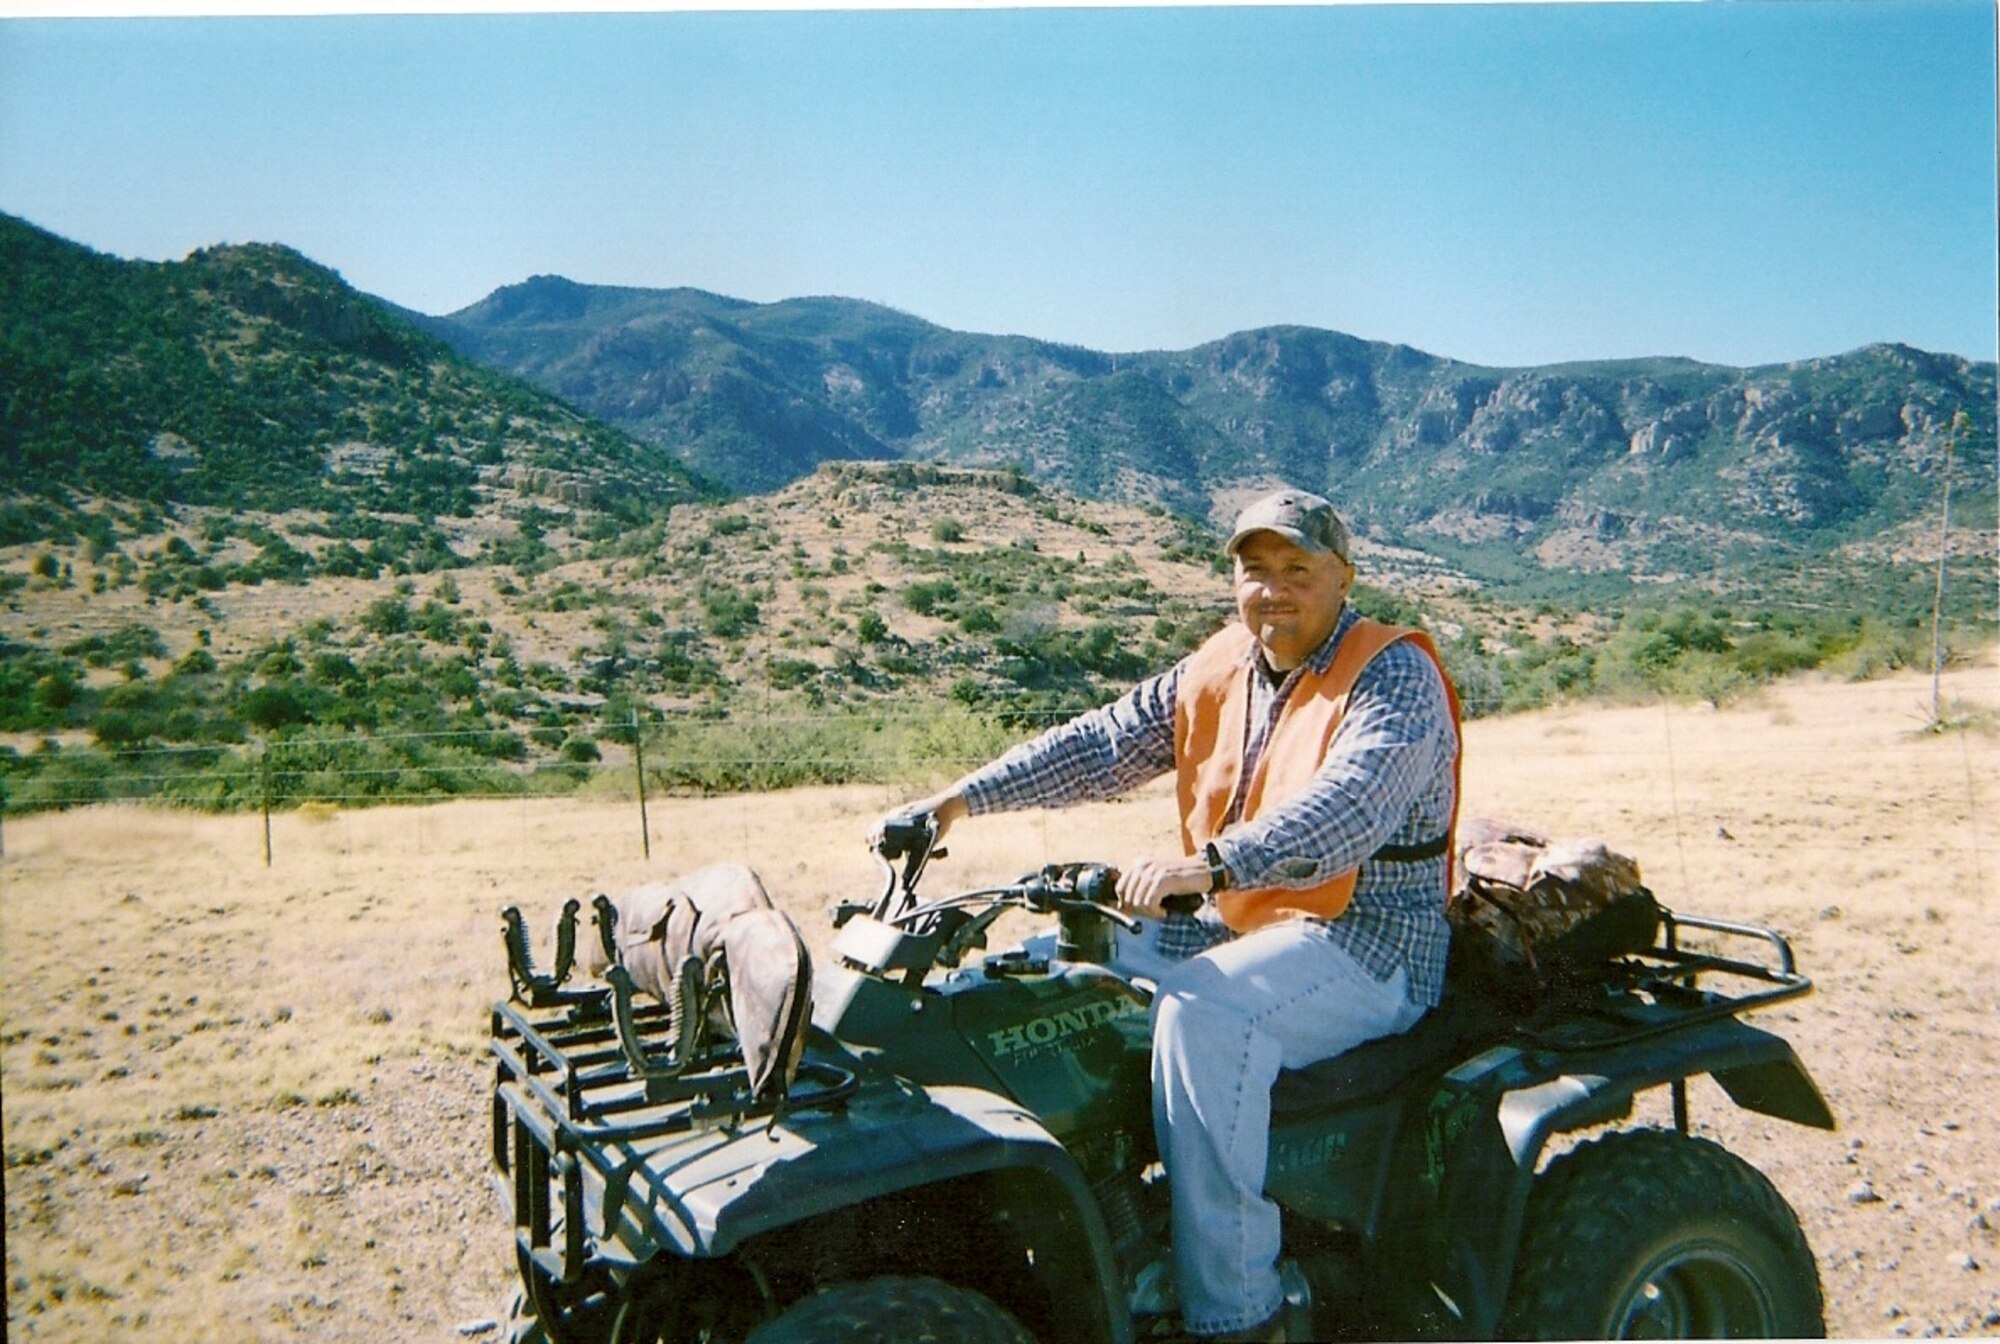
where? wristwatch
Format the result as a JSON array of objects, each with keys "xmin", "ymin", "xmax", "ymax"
[{"xmin": 1203, "ymin": 842, "xmax": 1230, "ymax": 894}]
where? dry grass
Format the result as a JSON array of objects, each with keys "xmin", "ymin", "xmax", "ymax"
[{"xmin": 3, "ymin": 661, "xmax": 1997, "ymax": 1339}]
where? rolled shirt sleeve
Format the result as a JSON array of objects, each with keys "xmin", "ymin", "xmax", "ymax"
[{"xmin": 957, "ymin": 663, "xmax": 1182, "ymax": 815}]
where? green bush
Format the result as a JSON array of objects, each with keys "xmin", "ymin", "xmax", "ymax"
[
  {"xmin": 361, "ymin": 595, "xmax": 412, "ymax": 636},
  {"xmin": 236, "ymin": 682, "xmax": 324, "ymax": 731},
  {"xmin": 61, "ymin": 623, "xmax": 168, "ymax": 668},
  {"xmin": 767, "ymin": 657, "xmax": 820, "ymax": 690},
  {"xmin": 702, "ymin": 587, "xmax": 760, "ymax": 639},
  {"xmin": 903, "ymin": 579, "xmax": 958, "ymax": 617}
]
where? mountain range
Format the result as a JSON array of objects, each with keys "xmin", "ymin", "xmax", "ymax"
[
  {"xmin": 3, "ymin": 210, "xmax": 1992, "ymax": 803},
  {"xmin": 419, "ymin": 273, "xmax": 1996, "ymax": 594},
  {"xmin": 4, "ymin": 209, "xmax": 1994, "ymax": 607}
]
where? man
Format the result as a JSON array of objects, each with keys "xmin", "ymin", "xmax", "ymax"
[{"xmin": 886, "ymin": 487, "xmax": 1461, "ymax": 1343}]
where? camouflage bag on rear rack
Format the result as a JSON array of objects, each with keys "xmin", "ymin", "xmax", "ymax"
[{"xmin": 1447, "ymin": 818, "xmax": 1662, "ymax": 1007}]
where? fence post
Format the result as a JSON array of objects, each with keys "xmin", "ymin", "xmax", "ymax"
[
  {"xmin": 260, "ymin": 741, "xmax": 273, "ymax": 868},
  {"xmin": 1928, "ymin": 411, "xmax": 1963, "ymax": 728},
  {"xmin": 632, "ymin": 709, "xmax": 651, "ymax": 860}
]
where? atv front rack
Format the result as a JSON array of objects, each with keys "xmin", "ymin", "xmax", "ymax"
[
  {"xmin": 493, "ymin": 898, "xmax": 855, "ymax": 1143},
  {"xmin": 491, "ymin": 979, "xmax": 857, "ymax": 1295}
]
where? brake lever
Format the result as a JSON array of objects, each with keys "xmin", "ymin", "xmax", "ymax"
[{"xmin": 1056, "ymin": 897, "xmax": 1142, "ymax": 934}]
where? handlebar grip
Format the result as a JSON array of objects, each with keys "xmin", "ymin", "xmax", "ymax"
[
  {"xmin": 1074, "ymin": 865, "xmax": 1120, "ymax": 906},
  {"xmin": 875, "ymin": 814, "xmax": 934, "ymax": 860},
  {"xmin": 1161, "ymin": 892, "xmax": 1203, "ymax": 916}
]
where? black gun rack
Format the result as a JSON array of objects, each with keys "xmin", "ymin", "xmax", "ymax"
[{"xmin": 493, "ymin": 897, "xmax": 854, "ymax": 1143}]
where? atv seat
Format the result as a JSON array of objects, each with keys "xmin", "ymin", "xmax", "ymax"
[{"xmin": 1270, "ymin": 989, "xmax": 1508, "ymax": 1115}]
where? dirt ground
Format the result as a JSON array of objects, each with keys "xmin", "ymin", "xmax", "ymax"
[{"xmin": 3, "ymin": 662, "xmax": 1996, "ymax": 1340}]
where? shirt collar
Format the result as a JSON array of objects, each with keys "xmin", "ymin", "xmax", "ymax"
[{"xmin": 1250, "ymin": 603, "xmax": 1357, "ymax": 685}]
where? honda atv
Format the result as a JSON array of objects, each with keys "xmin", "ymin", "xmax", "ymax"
[{"xmin": 490, "ymin": 816, "xmax": 1834, "ymax": 1342}]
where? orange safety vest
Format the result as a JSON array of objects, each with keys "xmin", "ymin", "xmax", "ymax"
[{"xmin": 1173, "ymin": 617, "xmax": 1462, "ymax": 933}]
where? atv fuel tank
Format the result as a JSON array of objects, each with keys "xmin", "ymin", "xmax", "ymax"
[
  {"xmin": 814, "ymin": 959, "xmax": 1154, "ymax": 1142},
  {"xmin": 947, "ymin": 964, "xmax": 1153, "ymax": 1140}
]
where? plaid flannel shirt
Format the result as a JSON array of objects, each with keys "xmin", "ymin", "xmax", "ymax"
[{"xmin": 958, "ymin": 605, "xmax": 1457, "ymax": 1004}]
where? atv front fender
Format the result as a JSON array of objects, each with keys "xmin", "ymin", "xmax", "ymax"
[
  {"xmin": 1402, "ymin": 1015, "xmax": 1832, "ymax": 1339},
  {"xmin": 584, "ymin": 1081, "xmax": 1131, "ymax": 1343}
]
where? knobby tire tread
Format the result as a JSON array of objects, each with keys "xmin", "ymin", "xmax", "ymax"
[{"xmin": 1500, "ymin": 1128, "xmax": 1824, "ymax": 1340}]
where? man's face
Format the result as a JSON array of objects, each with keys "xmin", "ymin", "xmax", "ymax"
[{"xmin": 1233, "ymin": 531, "xmax": 1354, "ymax": 672}]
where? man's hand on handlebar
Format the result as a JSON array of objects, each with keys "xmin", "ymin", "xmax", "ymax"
[
  {"xmin": 869, "ymin": 789, "xmax": 970, "ymax": 854},
  {"xmin": 1115, "ymin": 855, "xmax": 1212, "ymax": 920}
]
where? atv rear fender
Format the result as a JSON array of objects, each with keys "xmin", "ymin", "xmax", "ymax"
[{"xmin": 1397, "ymin": 1014, "xmax": 1833, "ymax": 1340}]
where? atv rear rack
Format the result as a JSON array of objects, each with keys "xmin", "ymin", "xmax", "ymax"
[{"xmin": 1519, "ymin": 909, "xmax": 1815, "ymax": 1054}]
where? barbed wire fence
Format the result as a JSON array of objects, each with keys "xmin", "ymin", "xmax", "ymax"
[
  {"xmin": 0, "ymin": 703, "xmax": 1047, "ymax": 863},
  {"xmin": 2, "ymin": 678, "xmax": 1990, "ymax": 887}
]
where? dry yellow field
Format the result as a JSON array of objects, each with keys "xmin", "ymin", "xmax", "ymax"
[{"xmin": 3, "ymin": 662, "xmax": 1996, "ymax": 1340}]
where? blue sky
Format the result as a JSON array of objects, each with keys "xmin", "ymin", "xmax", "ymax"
[{"xmin": 2, "ymin": 2, "xmax": 1995, "ymax": 368}]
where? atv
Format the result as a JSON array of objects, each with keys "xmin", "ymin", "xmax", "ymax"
[{"xmin": 490, "ymin": 816, "xmax": 1834, "ymax": 1342}]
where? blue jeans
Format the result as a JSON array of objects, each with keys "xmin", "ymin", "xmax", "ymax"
[{"xmin": 1150, "ymin": 919, "xmax": 1424, "ymax": 1336}]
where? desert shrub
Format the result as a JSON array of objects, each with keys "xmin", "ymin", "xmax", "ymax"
[
  {"xmin": 0, "ymin": 652, "xmax": 88, "ymax": 731},
  {"xmin": 360, "ymin": 595, "xmax": 412, "ymax": 636},
  {"xmin": 61, "ymin": 623, "xmax": 168, "ymax": 668},
  {"xmin": 415, "ymin": 599, "xmax": 462, "ymax": 644},
  {"xmin": 702, "ymin": 586, "xmax": 760, "ymax": 639},
  {"xmin": 767, "ymin": 657, "xmax": 820, "ymax": 690},
  {"xmin": 4, "ymin": 745, "xmax": 121, "ymax": 810},
  {"xmin": 1820, "ymin": 620, "xmax": 1932, "ymax": 680},
  {"xmin": 1661, "ymin": 651, "xmax": 1757, "ymax": 706},
  {"xmin": 236, "ymin": 682, "xmax": 327, "ymax": 732},
  {"xmin": 902, "ymin": 578, "xmax": 958, "ymax": 617}
]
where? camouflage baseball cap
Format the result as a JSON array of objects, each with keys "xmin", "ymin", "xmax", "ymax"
[{"xmin": 1225, "ymin": 489, "xmax": 1350, "ymax": 561}]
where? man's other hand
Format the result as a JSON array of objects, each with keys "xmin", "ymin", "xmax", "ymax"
[{"xmin": 1116, "ymin": 855, "xmax": 1212, "ymax": 919}]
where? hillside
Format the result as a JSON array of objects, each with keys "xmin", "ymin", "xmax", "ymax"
[
  {"xmin": 428, "ymin": 278, "xmax": 1998, "ymax": 601},
  {"xmin": 0, "ymin": 213, "xmax": 712, "ymax": 531},
  {"xmin": 0, "ymin": 461, "xmax": 1270, "ymax": 807},
  {"xmin": 2, "ymin": 214, "xmax": 1992, "ymax": 811}
]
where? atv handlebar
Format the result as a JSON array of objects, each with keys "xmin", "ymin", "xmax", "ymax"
[
  {"xmin": 1010, "ymin": 862, "xmax": 1141, "ymax": 933},
  {"xmin": 839, "ymin": 815, "xmax": 1148, "ymax": 977},
  {"xmin": 864, "ymin": 808, "xmax": 1165, "ymax": 929},
  {"xmin": 884, "ymin": 862, "xmax": 1140, "ymax": 934}
]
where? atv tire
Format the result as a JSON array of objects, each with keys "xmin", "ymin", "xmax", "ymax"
[
  {"xmin": 745, "ymin": 1275, "xmax": 1035, "ymax": 1344},
  {"xmin": 1501, "ymin": 1128, "xmax": 1824, "ymax": 1339}
]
